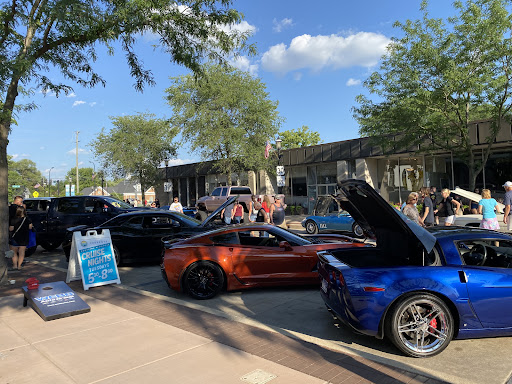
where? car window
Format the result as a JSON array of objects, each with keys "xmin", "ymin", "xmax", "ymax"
[
  {"xmin": 238, "ymin": 230, "xmax": 288, "ymax": 247},
  {"xmin": 120, "ymin": 216, "xmax": 144, "ymax": 229},
  {"xmin": 102, "ymin": 197, "xmax": 132, "ymax": 209},
  {"xmin": 85, "ymin": 198, "xmax": 104, "ymax": 213},
  {"xmin": 147, "ymin": 216, "xmax": 176, "ymax": 229},
  {"xmin": 24, "ymin": 200, "xmax": 39, "ymax": 212},
  {"xmin": 210, "ymin": 232, "xmax": 239, "ymax": 244},
  {"xmin": 221, "ymin": 187, "xmax": 228, "ymax": 196},
  {"xmin": 57, "ymin": 198, "xmax": 83, "ymax": 214},
  {"xmin": 231, "ymin": 187, "xmax": 251, "ymax": 195},
  {"xmin": 211, "ymin": 188, "xmax": 221, "ymax": 197},
  {"xmin": 458, "ymin": 239, "xmax": 512, "ymax": 268}
]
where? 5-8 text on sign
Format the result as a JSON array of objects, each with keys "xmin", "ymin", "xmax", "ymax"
[{"xmin": 66, "ymin": 229, "xmax": 121, "ymax": 290}]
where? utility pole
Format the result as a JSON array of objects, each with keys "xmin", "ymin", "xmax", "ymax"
[{"xmin": 75, "ymin": 131, "xmax": 80, "ymax": 194}]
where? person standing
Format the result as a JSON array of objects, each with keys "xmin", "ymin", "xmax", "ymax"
[
  {"xmin": 231, "ymin": 200, "xmax": 244, "ymax": 224},
  {"xmin": 435, "ymin": 189, "xmax": 461, "ymax": 226},
  {"xmin": 154, "ymin": 198, "xmax": 160, "ymax": 208},
  {"xmin": 9, "ymin": 195, "xmax": 23, "ymax": 221},
  {"xmin": 221, "ymin": 199, "xmax": 235, "ymax": 224},
  {"xmin": 419, "ymin": 187, "xmax": 435, "ymax": 227},
  {"xmin": 478, "ymin": 189, "xmax": 501, "ymax": 230},
  {"xmin": 248, "ymin": 195, "xmax": 258, "ymax": 223},
  {"xmin": 169, "ymin": 197, "xmax": 183, "ymax": 214},
  {"xmin": 402, "ymin": 193, "xmax": 421, "ymax": 225},
  {"xmin": 9, "ymin": 206, "xmax": 33, "ymax": 270},
  {"xmin": 262, "ymin": 195, "xmax": 272, "ymax": 223},
  {"xmin": 503, "ymin": 181, "xmax": 512, "ymax": 231},
  {"xmin": 270, "ymin": 195, "xmax": 287, "ymax": 229},
  {"xmin": 470, "ymin": 188, "xmax": 480, "ymax": 214}
]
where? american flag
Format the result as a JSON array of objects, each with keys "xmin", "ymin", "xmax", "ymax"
[
  {"xmin": 264, "ymin": 141, "xmax": 272, "ymax": 159},
  {"xmin": 34, "ymin": 183, "xmax": 40, "ymax": 188}
]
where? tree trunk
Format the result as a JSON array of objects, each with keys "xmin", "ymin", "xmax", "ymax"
[{"xmin": 0, "ymin": 121, "xmax": 10, "ymax": 253}]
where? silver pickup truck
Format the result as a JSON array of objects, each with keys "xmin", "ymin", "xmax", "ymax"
[{"xmin": 196, "ymin": 186, "xmax": 254, "ymax": 213}]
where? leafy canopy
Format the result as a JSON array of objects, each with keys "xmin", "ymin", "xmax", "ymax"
[
  {"xmin": 7, "ymin": 156, "xmax": 42, "ymax": 200},
  {"xmin": 280, "ymin": 126, "xmax": 322, "ymax": 150},
  {"xmin": 90, "ymin": 113, "xmax": 179, "ymax": 200},
  {"xmin": 166, "ymin": 64, "xmax": 283, "ymax": 184},
  {"xmin": 353, "ymin": 0, "xmax": 512, "ymax": 188}
]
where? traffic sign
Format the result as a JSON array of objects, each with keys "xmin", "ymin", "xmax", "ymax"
[
  {"xmin": 11, "ymin": 185, "xmax": 20, "ymax": 188},
  {"xmin": 33, "ymin": 191, "xmax": 39, "ymax": 198}
]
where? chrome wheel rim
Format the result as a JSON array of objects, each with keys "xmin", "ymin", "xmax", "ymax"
[
  {"xmin": 396, "ymin": 299, "xmax": 449, "ymax": 354},
  {"xmin": 187, "ymin": 265, "xmax": 222, "ymax": 298},
  {"xmin": 306, "ymin": 221, "xmax": 317, "ymax": 233},
  {"xmin": 353, "ymin": 224, "xmax": 363, "ymax": 237}
]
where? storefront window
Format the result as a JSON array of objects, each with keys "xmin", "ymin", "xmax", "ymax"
[{"xmin": 291, "ymin": 167, "xmax": 307, "ymax": 196}]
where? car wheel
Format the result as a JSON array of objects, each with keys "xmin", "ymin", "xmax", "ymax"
[
  {"xmin": 183, "ymin": 261, "xmax": 224, "ymax": 300},
  {"xmin": 195, "ymin": 210, "xmax": 208, "ymax": 221},
  {"xmin": 25, "ymin": 246, "xmax": 37, "ymax": 257},
  {"xmin": 39, "ymin": 240, "xmax": 60, "ymax": 251},
  {"xmin": 113, "ymin": 246, "xmax": 122, "ymax": 267},
  {"xmin": 352, "ymin": 223, "xmax": 364, "ymax": 237},
  {"xmin": 387, "ymin": 293, "xmax": 454, "ymax": 358},
  {"xmin": 305, "ymin": 220, "xmax": 319, "ymax": 234}
]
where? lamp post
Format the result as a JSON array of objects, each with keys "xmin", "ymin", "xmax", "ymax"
[
  {"xmin": 90, "ymin": 161, "xmax": 96, "ymax": 195},
  {"xmin": 164, "ymin": 157, "xmax": 170, "ymax": 205},
  {"xmin": 275, "ymin": 138, "xmax": 284, "ymax": 195},
  {"xmin": 48, "ymin": 167, "xmax": 54, "ymax": 197}
]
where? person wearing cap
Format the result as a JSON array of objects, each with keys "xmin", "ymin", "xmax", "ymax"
[
  {"xmin": 503, "ymin": 181, "xmax": 512, "ymax": 231},
  {"xmin": 270, "ymin": 195, "xmax": 287, "ymax": 229}
]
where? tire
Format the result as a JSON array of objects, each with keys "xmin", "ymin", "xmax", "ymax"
[
  {"xmin": 195, "ymin": 210, "xmax": 208, "ymax": 222},
  {"xmin": 182, "ymin": 261, "xmax": 224, "ymax": 300},
  {"xmin": 305, "ymin": 220, "xmax": 319, "ymax": 234},
  {"xmin": 39, "ymin": 240, "xmax": 60, "ymax": 251},
  {"xmin": 387, "ymin": 293, "xmax": 454, "ymax": 358},
  {"xmin": 113, "ymin": 246, "xmax": 122, "ymax": 267},
  {"xmin": 352, "ymin": 223, "xmax": 364, "ymax": 237}
]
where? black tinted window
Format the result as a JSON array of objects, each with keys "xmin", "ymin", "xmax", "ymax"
[
  {"xmin": 121, "ymin": 216, "xmax": 143, "ymax": 229},
  {"xmin": 24, "ymin": 200, "xmax": 39, "ymax": 211},
  {"xmin": 85, "ymin": 198, "xmax": 104, "ymax": 213},
  {"xmin": 57, "ymin": 198, "xmax": 83, "ymax": 214},
  {"xmin": 210, "ymin": 232, "xmax": 239, "ymax": 245},
  {"xmin": 231, "ymin": 187, "xmax": 251, "ymax": 195},
  {"xmin": 211, "ymin": 188, "xmax": 221, "ymax": 197}
]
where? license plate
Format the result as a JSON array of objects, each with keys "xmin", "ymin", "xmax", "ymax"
[{"xmin": 321, "ymin": 278, "xmax": 328, "ymax": 293}]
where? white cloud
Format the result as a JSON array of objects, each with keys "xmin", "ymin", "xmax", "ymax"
[
  {"xmin": 67, "ymin": 148, "xmax": 89, "ymax": 155},
  {"xmin": 273, "ymin": 18, "xmax": 293, "ymax": 33},
  {"xmin": 293, "ymin": 72, "xmax": 303, "ymax": 81},
  {"xmin": 230, "ymin": 56, "xmax": 258, "ymax": 76},
  {"xmin": 261, "ymin": 32, "xmax": 391, "ymax": 74},
  {"xmin": 346, "ymin": 78, "xmax": 361, "ymax": 86},
  {"xmin": 10, "ymin": 154, "xmax": 19, "ymax": 160},
  {"xmin": 164, "ymin": 158, "xmax": 195, "ymax": 167},
  {"xmin": 73, "ymin": 100, "xmax": 86, "ymax": 107},
  {"xmin": 220, "ymin": 20, "xmax": 256, "ymax": 35},
  {"xmin": 67, "ymin": 92, "xmax": 76, "ymax": 98},
  {"xmin": 89, "ymin": 102, "xmax": 97, "ymax": 107}
]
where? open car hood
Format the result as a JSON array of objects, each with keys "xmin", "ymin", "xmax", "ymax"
[
  {"xmin": 335, "ymin": 180, "xmax": 436, "ymax": 254},
  {"xmin": 201, "ymin": 195, "xmax": 238, "ymax": 227},
  {"xmin": 313, "ymin": 195, "xmax": 339, "ymax": 216}
]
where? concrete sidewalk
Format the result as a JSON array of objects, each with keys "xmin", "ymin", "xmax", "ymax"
[
  {"xmin": 0, "ymin": 261, "xmax": 441, "ymax": 384},
  {"xmin": 0, "ymin": 293, "xmax": 325, "ymax": 384}
]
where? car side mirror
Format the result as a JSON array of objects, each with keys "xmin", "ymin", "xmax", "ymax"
[{"xmin": 279, "ymin": 241, "xmax": 293, "ymax": 251}]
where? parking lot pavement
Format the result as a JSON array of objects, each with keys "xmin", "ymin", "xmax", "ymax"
[{"xmin": 6, "ymin": 248, "xmax": 512, "ymax": 384}]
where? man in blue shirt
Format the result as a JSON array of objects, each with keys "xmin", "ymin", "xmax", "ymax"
[{"xmin": 504, "ymin": 181, "xmax": 512, "ymax": 232}]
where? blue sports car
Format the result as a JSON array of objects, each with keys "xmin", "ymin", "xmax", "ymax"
[
  {"xmin": 318, "ymin": 179, "xmax": 512, "ymax": 357},
  {"xmin": 301, "ymin": 195, "xmax": 364, "ymax": 237}
]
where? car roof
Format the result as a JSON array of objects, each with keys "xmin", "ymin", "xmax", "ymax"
[{"xmin": 427, "ymin": 226, "xmax": 512, "ymax": 240}]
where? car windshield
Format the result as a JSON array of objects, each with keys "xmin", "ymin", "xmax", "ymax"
[
  {"xmin": 103, "ymin": 197, "xmax": 134, "ymax": 209},
  {"xmin": 99, "ymin": 212, "xmax": 201, "ymax": 228}
]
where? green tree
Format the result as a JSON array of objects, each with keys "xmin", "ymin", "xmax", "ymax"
[
  {"xmin": 166, "ymin": 64, "xmax": 283, "ymax": 184},
  {"xmin": 280, "ymin": 126, "xmax": 322, "ymax": 149},
  {"xmin": 353, "ymin": 0, "xmax": 512, "ymax": 189},
  {"xmin": 0, "ymin": 0, "xmax": 252, "ymax": 251},
  {"xmin": 64, "ymin": 167, "xmax": 105, "ymax": 194},
  {"xmin": 90, "ymin": 113, "xmax": 179, "ymax": 202},
  {"xmin": 7, "ymin": 157, "xmax": 42, "ymax": 201}
]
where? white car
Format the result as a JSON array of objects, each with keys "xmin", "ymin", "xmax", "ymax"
[{"xmin": 451, "ymin": 187, "xmax": 507, "ymax": 231}]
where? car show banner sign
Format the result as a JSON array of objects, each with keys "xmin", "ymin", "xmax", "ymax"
[{"xmin": 66, "ymin": 229, "xmax": 120, "ymax": 290}]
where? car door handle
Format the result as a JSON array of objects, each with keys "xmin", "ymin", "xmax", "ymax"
[{"xmin": 458, "ymin": 270, "xmax": 468, "ymax": 283}]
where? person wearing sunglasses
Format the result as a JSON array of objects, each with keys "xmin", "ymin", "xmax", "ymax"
[{"xmin": 402, "ymin": 192, "xmax": 421, "ymax": 225}]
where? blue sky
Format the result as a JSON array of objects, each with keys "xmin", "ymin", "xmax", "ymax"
[{"xmin": 8, "ymin": 0, "xmax": 452, "ymax": 180}]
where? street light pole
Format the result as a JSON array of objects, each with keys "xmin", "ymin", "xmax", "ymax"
[
  {"xmin": 275, "ymin": 138, "xmax": 283, "ymax": 195},
  {"xmin": 90, "ymin": 161, "xmax": 95, "ymax": 195},
  {"xmin": 48, "ymin": 167, "xmax": 54, "ymax": 197},
  {"xmin": 164, "ymin": 157, "xmax": 170, "ymax": 205}
]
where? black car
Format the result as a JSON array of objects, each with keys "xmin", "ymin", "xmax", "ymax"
[{"xmin": 63, "ymin": 196, "xmax": 236, "ymax": 265}]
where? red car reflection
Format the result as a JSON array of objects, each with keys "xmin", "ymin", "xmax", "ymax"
[{"xmin": 161, "ymin": 223, "xmax": 365, "ymax": 299}]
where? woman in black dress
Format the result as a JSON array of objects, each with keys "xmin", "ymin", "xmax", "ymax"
[{"xmin": 9, "ymin": 206, "xmax": 33, "ymax": 270}]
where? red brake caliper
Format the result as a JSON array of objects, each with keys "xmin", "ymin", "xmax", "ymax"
[{"xmin": 429, "ymin": 317, "xmax": 438, "ymax": 329}]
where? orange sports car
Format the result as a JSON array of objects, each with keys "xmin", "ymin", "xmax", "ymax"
[{"xmin": 160, "ymin": 223, "xmax": 366, "ymax": 299}]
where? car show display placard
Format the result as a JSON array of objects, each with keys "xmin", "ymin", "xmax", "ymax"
[
  {"xmin": 22, "ymin": 281, "xmax": 90, "ymax": 321},
  {"xmin": 66, "ymin": 229, "xmax": 120, "ymax": 290}
]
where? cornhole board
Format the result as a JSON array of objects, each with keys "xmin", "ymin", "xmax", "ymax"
[{"xmin": 22, "ymin": 281, "xmax": 90, "ymax": 321}]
